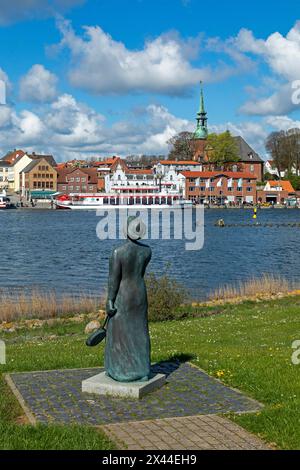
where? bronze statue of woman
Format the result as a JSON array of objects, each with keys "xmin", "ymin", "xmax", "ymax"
[{"xmin": 105, "ymin": 216, "xmax": 152, "ymax": 382}]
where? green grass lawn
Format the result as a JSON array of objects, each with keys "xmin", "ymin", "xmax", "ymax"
[{"xmin": 1, "ymin": 295, "xmax": 300, "ymax": 450}]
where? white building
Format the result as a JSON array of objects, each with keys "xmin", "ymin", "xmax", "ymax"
[
  {"xmin": 264, "ymin": 160, "xmax": 299, "ymax": 178},
  {"xmin": 0, "ymin": 161, "xmax": 14, "ymax": 190},
  {"xmin": 104, "ymin": 163, "xmax": 186, "ymax": 198}
]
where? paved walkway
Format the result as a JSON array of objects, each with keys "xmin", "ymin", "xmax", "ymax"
[{"xmin": 102, "ymin": 414, "xmax": 270, "ymax": 450}]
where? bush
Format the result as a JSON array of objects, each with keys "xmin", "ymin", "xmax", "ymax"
[{"xmin": 146, "ymin": 272, "xmax": 189, "ymax": 321}]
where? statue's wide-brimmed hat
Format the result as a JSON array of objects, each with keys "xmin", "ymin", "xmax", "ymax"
[{"xmin": 124, "ymin": 216, "xmax": 146, "ymax": 240}]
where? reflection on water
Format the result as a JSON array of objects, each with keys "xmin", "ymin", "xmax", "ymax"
[{"xmin": 1, "ymin": 208, "xmax": 300, "ymax": 299}]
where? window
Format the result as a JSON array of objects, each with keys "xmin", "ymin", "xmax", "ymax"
[
  {"xmin": 200, "ymin": 186, "xmax": 206, "ymax": 191},
  {"xmin": 76, "ymin": 177, "xmax": 80, "ymax": 182},
  {"xmin": 69, "ymin": 185, "xmax": 73, "ymax": 190},
  {"xmin": 62, "ymin": 185, "xmax": 66, "ymax": 191},
  {"xmin": 76, "ymin": 186, "xmax": 80, "ymax": 191},
  {"xmin": 69, "ymin": 177, "xmax": 74, "ymax": 182},
  {"xmin": 81, "ymin": 178, "xmax": 86, "ymax": 182},
  {"xmin": 50, "ymin": 182, "xmax": 53, "ymax": 189},
  {"xmin": 228, "ymin": 187, "xmax": 232, "ymax": 192},
  {"xmin": 89, "ymin": 186, "xmax": 93, "ymax": 191},
  {"xmin": 250, "ymin": 165, "xmax": 254, "ymax": 173},
  {"xmin": 247, "ymin": 187, "xmax": 252, "ymax": 192},
  {"xmin": 237, "ymin": 187, "xmax": 242, "ymax": 192},
  {"xmin": 189, "ymin": 186, "xmax": 195, "ymax": 192}
]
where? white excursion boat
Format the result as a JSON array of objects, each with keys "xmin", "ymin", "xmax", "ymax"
[{"xmin": 54, "ymin": 193, "xmax": 193, "ymax": 210}]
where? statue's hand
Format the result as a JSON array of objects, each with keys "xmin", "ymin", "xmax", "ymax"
[{"xmin": 106, "ymin": 299, "xmax": 117, "ymax": 318}]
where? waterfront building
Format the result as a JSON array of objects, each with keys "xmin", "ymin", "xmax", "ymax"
[
  {"xmin": 257, "ymin": 180, "xmax": 296, "ymax": 205},
  {"xmin": 1, "ymin": 149, "xmax": 29, "ymax": 192},
  {"xmin": 57, "ymin": 167, "xmax": 98, "ymax": 194},
  {"xmin": 104, "ymin": 162, "xmax": 185, "ymax": 197},
  {"xmin": 0, "ymin": 161, "xmax": 14, "ymax": 191},
  {"xmin": 21, "ymin": 157, "xmax": 58, "ymax": 198},
  {"xmin": 181, "ymin": 170, "xmax": 257, "ymax": 205}
]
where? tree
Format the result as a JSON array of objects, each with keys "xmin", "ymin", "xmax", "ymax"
[
  {"xmin": 167, "ymin": 132, "xmax": 195, "ymax": 161},
  {"xmin": 286, "ymin": 128, "xmax": 300, "ymax": 176},
  {"xmin": 265, "ymin": 129, "xmax": 300, "ymax": 178},
  {"xmin": 206, "ymin": 131, "xmax": 239, "ymax": 164}
]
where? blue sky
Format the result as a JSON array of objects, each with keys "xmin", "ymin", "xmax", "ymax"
[{"xmin": 0, "ymin": 0, "xmax": 300, "ymax": 161}]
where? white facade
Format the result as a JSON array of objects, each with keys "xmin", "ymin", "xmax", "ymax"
[
  {"xmin": 154, "ymin": 161, "xmax": 202, "ymax": 175},
  {"xmin": 264, "ymin": 160, "xmax": 296, "ymax": 178},
  {"xmin": 104, "ymin": 164, "xmax": 186, "ymax": 197},
  {"xmin": 0, "ymin": 163, "xmax": 14, "ymax": 190},
  {"xmin": 13, "ymin": 154, "xmax": 32, "ymax": 193}
]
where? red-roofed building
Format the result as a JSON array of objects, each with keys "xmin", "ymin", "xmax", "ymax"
[
  {"xmin": 1, "ymin": 149, "xmax": 25, "ymax": 165},
  {"xmin": 257, "ymin": 180, "xmax": 296, "ymax": 204},
  {"xmin": 57, "ymin": 167, "xmax": 98, "ymax": 194},
  {"xmin": 181, "ymin": 170, "xmax": 257, "ymax": 205}
]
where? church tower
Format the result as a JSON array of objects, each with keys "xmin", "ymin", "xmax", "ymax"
[{"xmin": 193, "ymin": 82, "xmax": 208, "ymax": 161}]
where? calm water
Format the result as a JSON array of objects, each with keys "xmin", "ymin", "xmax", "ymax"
[{"xmin": 1, "ymin": 208, "xmax": 300, "ymax": 299}]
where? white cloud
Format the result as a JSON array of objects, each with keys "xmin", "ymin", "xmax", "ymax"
[
  {"xmin": 53, "ymin": 19, "xmax": 238, "ymax": 96},
  {"xmin": 19, "ymin": 64, "xmax": 58, "ymax": 102},
  {"xmin": 240, "ymin": 83, "xmax": 298, "ymax": 116},
  {"xmin": 236, "ymin": 24, "xmax": 300, "ymax": 81},
  {"xmin": 0, "ymin": 106, "xmax": 12, "ymax": 128},
  {"xmin": 265, "ymin": 115, "xmax": 300, "ymax": 131},
  {"xmin": 0, "ymin": 68, "xmax": 13, "ymax": 99},
  {"xmin": 231, "ymin": 22, "xmax": 300, "ymax": 116},
  {"xmin": 0, "ymin": 0, "xmax": 85, "ymax": 25},
  {"xmin": 0, "ymin": 95, "xmax": 192, "ymax": 159}
]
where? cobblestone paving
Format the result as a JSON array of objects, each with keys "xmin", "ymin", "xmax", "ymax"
[
  {"xmin": 7, "ymin": 361, "xmax": 262, "ymax": 425},
  {"xmin": 103, "ymin": 414, "xmax": 270, "ymax": 450}
]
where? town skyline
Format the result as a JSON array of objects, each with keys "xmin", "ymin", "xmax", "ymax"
[{"xmin": 1, "ymin": 0, "xmax": 300, "ymax": 161}]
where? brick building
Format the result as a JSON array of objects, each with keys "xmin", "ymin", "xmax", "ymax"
[
  {"xmin": 57, "ymin": 167, "xmax": 98, "ymax": 194},
  {"xmin": 181, "ymin": 171, "xmax": 257, "ymax": 205},
  {"xmin": 257, "ymin": 180, "xmax": 296, "ymax": 204}
]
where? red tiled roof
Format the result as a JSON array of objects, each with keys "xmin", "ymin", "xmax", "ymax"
[
  {"xmin": 92, "ymin": 157, "xmax": 121, "ymax": 166},
  {"xmin": 2, "ymin": 149, "xmax": 25, "ymax": 164},
  {"xmin": 180, "ymin": 171, "xmax": 257, "ymax": 179},
  {"xmin": 57, "ymin": 167, "xmax": 98, "ymax": 184},
  {"xmin": 268, "ymin": 180, "xmax": 295, "ymax": 192}
]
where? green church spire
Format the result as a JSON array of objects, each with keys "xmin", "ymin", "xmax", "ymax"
[{"xmin": 194, "ymin": 81, "xmax": 208, "ymax": 140}]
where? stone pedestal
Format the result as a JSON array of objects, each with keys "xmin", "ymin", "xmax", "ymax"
[{"xmin": 82, "ymin": 372, "xmax": 166, "ymax": 399}]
